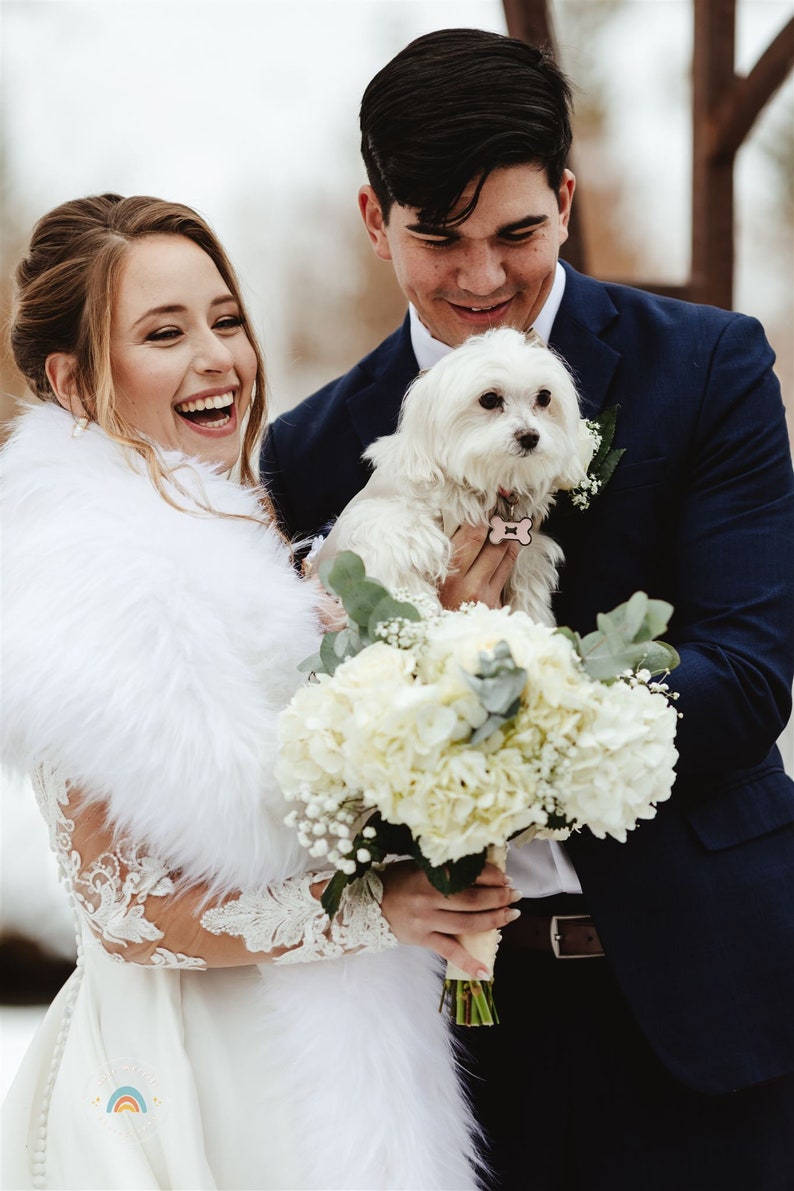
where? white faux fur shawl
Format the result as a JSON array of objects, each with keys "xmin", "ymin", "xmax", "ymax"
[
  {"xmin": 1, "ymin": 402, "xmax": 320, "ymax": 892},
  {"xmin": 1, "ymin": 404, "xmax": 482, "ymax": 1190}
]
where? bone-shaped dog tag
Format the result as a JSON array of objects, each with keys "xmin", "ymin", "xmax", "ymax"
[{"xmin": 488, "ymin": 514, "xmax": 533, "ymax": 545}]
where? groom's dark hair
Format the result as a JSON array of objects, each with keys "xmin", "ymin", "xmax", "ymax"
[{"xmin": 359, "ymin": 27, "xmax": 574, "ymax": 227}]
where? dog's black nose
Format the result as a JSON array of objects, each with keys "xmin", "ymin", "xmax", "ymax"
[{"xmin": 515, "ymin": 429, "xmax": 540, "ymax": 452}]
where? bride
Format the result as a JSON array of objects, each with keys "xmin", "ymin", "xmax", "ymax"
[{"xmin": 0, "ymin": 194, "xmax": 521, "ymax": 1191}]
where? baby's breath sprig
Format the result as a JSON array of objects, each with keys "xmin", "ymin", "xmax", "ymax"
[{"xmin": 560, "ymin": 404, "xmax": 625, "ymax": 513}]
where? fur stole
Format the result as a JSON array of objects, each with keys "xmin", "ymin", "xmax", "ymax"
[
  {"xmin": 1, "ymin": 402, "xmax": 319, "ymax": 892},
  {"xmin": 1, "ymin": 404, "xmax": 483, "ymax": 1189}
]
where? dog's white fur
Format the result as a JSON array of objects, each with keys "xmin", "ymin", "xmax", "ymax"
[{"xmin": 319, "ymin": 327, "xmax": 585, "ymax": 624}]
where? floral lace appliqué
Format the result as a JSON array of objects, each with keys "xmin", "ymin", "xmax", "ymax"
[
  {"xmin": 200, "ymin": 870, "xmax": 397, "ymax": 963},
  {"xmin": 72, "ymin": 842, "xmax": 206, "ymax": 970},
  {"xmin": 32, "ymin": 766, "xmax": 206, "ymax": 970}
]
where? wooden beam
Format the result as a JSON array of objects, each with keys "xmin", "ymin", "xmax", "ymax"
[{"xmin": 710, "ymin": 16, "xmax": 794, "ymax": 160}]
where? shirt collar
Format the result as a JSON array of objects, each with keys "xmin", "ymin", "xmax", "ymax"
[{"xmin": 409, "ymin": 260, "xmax": 566, "ymax": 371}]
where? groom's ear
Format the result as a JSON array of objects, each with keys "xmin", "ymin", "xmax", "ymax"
[
  {"xmin": 45, "ymin": 352, "xmax": 87, "ymax": 417},
  {"xmin": 358, "ymin": 186, "xmax": 393, "ymax": 262}
]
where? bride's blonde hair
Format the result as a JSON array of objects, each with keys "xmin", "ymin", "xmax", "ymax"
[{"xmin": 11, "ymin": 193, "xmax": 275, "ymax": 518}]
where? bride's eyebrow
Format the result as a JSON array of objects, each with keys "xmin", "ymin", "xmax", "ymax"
[
  {"xmin": 131, "ymin": 294, "xmax": 235, "ymax": 330},
  {"xmin": 132, "ymin": 304, "xmax": 186, "ymax": 329}
]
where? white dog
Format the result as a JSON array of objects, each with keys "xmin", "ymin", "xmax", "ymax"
[{"xmin": 316, "ymin": 327, "xmax": 588, "ymax": 625}]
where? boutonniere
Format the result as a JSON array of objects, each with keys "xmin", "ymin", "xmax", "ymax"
[{"xmin": 558, "ymin": 405, "xmax": 625, "ymax": 512}]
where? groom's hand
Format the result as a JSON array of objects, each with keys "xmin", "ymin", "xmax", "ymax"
[{"xmin": 440, "ymin": 523, "xmax": 520, "ymax": 610}]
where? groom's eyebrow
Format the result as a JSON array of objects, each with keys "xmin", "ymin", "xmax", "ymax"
[{"xmin": 406, "ymin": 213, "xmax": 549, "ymax": 238}]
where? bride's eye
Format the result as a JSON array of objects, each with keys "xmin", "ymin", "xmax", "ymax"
[
  {"xmin": 146, "ymin": 327, "xmax": 182, "ymax": 342},
  {"xmin": 479, "ymin": 391, "xmax": 504, "ymax": 410}
]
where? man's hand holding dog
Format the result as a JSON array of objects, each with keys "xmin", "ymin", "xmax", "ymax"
[{"xmin": 439, "ymin": 523, "xmax": 520, "ymax": 611}]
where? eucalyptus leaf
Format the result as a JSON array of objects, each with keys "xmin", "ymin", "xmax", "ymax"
[
  {"xmin": 477, "ymin": 640, "xmax": 514, "ymax": 675},
  {"xmin": 591, "ymin": 595, "xmax": 673, "ymax": 646},
  {"xmin": 297, "ymin": 651, "xmax": 324, "ymax": 674},
  {"xmin": 318, "ymin": 627, "xmax": 360, "ymax": 675},
  {"xmin": 469, "ymin": 708, "xmax": 515, "ymax": 745},
  {"xmin": 464, "ymin": 670, "xmax": 527, "ymax": 714},
  {"xmin": 318, "ymin": 551, "xmax": 366, "ymax": 599},
  {"xmin": 618, "ymin": 591, "xmax": 649, "ymax": 640},
  {"xmin": 462, "ymin": 642, "xmax": 527, "ymax": 715},
  {"xmin": 570, "ymin": 592, "xmax": 679, "ymax": 681},
  {"xmin": 343, "ymin": 578, "xmax": 394, "ymax": 627}
]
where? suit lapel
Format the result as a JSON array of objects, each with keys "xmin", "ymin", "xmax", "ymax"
[
  {"xmin": 550, "ymin": 264, "xmax": 622, "ymax": 419},
  {"xmin": 347, "ymin": 316, "xmax": 419, "ymax": 448}
]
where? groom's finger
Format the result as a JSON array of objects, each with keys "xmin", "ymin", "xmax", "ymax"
[{"xmin": 440, "ymin": 523, "xmax": 518, "ymax": 609}]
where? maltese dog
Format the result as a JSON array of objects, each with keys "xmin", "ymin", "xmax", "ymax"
[{"xmin": 315, "ymin": 326, "xmax": 587, "ymax": 625}]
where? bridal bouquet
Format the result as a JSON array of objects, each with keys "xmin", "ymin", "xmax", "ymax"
[{"xmin": 276, "ymin": 552, "xmax": 680, "ymax": 1025}]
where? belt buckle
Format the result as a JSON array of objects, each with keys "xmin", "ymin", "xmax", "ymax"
[{"xmin": 550, "ymin": 913, "xmax": 601, "ymax": 959}]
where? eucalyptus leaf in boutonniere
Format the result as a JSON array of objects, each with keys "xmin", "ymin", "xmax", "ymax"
[{"xmin": 557, "ymin": 405, "xmax": 625, "ymax": 512}]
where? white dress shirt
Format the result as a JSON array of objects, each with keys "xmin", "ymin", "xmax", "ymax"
[{"xmin": 408, "ymin": 261, "xmax": 582, "ymax": 897}]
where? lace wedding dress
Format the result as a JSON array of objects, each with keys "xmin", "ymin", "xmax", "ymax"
[{"xmin": 2, "ymin": 767, "xmax": 395, "ymax": 1191}]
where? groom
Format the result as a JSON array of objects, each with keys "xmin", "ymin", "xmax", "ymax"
[{"xmin": 261, "ymin": 28, "xmax": 794, "ymax": 1190}]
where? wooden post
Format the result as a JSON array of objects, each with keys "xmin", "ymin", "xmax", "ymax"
[
  {"xmin": 502, "ymin": 0, "xmax": 587, "ymax": 273},
  {"xmin": 691, "ymin": 0, "xmax": 736, "ymax": 307}
]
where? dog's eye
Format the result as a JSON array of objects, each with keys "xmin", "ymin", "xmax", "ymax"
[
  {"xmin": 479, "ymin": 391, "xmax": 503, "ymax": 410},
  {"xmin": 535, "ymin": 388, "xmax": 552, "ymax": 408}
]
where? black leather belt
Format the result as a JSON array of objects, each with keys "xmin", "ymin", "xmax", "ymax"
[{"xmin": 502, "ymin": 897, "xmax": 604, "ymax": 958}]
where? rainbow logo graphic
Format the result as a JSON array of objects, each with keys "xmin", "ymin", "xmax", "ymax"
[{"xmin": 106, "ymin": 1086, "xmax": 148, "ymax": 1114}]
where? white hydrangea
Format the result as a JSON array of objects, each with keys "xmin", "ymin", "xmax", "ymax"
[{"xmin": 276, "ymin": 602, "xmax": 679, "ymax": 871}]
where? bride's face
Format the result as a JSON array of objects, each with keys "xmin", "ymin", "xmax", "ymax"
[{"xmin": 110, "ymin": 234, "xmax": 257, "ymax": 471}]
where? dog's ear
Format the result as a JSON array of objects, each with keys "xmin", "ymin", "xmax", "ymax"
[
  {"xmin": 365, "ymin": 369, "xmax": 447, "ymax": 487},
  {"xmin": 552, "ymin": 455, "xmax": 588, "ymax": 492},
  {"xmin": 552, "ymin": 414, "xmax": 591, "ymax": 492}
]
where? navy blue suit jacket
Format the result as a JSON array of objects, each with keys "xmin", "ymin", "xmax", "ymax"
[{"xmin": 262, "ymin": 262, "xmax": 794, "ymax": 1094}]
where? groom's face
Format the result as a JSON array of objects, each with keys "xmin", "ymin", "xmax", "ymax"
[{"xmin": 359, "ymin": 162, "xmax": 575, "ymax": 348}]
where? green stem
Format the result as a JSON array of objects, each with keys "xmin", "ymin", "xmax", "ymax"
[{"xmin": 440, "ymin": 978, "xmax": 499, "ymax": 1026}]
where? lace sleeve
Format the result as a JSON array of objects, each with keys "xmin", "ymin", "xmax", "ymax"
[
  {"xmin": 200, "ymin": 870, "xmax": 397, "ymax": 963},
  {"xmin": 60, "ymin": 783, "xmax": 396, "ymax": 969},
  {"xmin": 71, "ymin": 836, "xmax": 208, "ymax": 969}
]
